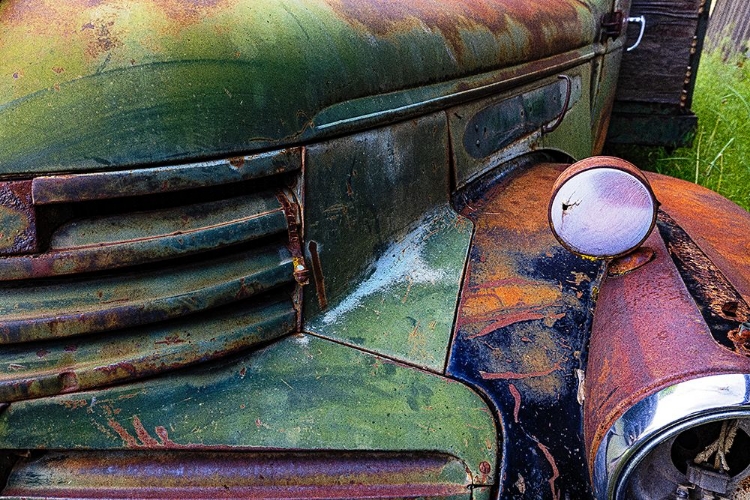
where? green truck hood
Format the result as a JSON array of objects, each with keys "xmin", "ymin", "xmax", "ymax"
[{"xmin": 0, "ymin": 0, "xmax": 607, "ymax": 175}]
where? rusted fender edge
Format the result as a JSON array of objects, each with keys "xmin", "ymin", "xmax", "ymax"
[
  {"xmin": 448, "ymin": 163, "xmax": 606, "ymax": 499},
  {"xmin": 647, "ymin": 173, "xmax": 750, "ymax": 303},
  {"xmin": 584, "ymin": 174, "xmax": 750, "ymax": 475}
]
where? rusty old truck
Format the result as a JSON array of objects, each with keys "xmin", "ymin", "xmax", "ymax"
[{"xmin": 1, "ymin": 0, "xmax": 749, "ymax": 499}]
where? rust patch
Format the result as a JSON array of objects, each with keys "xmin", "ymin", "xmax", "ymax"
[
  {"xmin": 228, "ymin": 156, "xmax": 245, "ymax": 169},
  {"xmin": 536, "ymin": 440, "xmax": 561, "ymax": 500},
  {"xmin": 648, "ymin": 173, "xmax": 750, "ymax": 303},
  {"xmin": 308, "ymin": 240, "xmax": 328, "ymax": 310},
  {"xmin": 729, "ymin": 323, "xmax": 750, "ymax": 356},
  {"xmin": 480, "ymin": 363, "xmax": 563, "ymax": 380},
  {"xmin": 607, "ymin": 246, "xmax": 656, "ymax": 277},
  {"xmin": 132, "ymin": 415, "xmax": 160, "ymax": 447},
  {"xmin": 60, "ymin": 399, "xmax": 88, "ymax": 410},
  {"xmin": 508, "ymin": 383, "xmax": 521, "ymax": 422},
  {"xmin": 324, "ymin": 0, "xmax": 590, "ymax": 61},
  {"xmin": 107, "ymin": 418, "xmax": 140, "ymax": 447},
  {"xmin": 157, "ymin": 0, "xmax": 239, "ymax": 23},
  {"xmin": 84, "ymin": 18, "xmax": 123, "ymax": 59},
  {"xmin": 0, "ymin": 181, "xmax": 37, "ymax": 255},
  {"xmin": 154, "ymin": 334, "xmax": 187, "ymax": 346}
]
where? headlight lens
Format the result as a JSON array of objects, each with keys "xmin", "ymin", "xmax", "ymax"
[{"xmin": 549, "ymin": 157, "xmax": 657, "ymax": 259}]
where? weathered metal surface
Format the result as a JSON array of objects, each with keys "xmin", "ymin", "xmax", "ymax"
[
  {"xmin": 0, "ymin": 192, "xmax": 287, "ymax": 281},
  {"xmin": 0, "ymin": 245, "xmax": 293, "ymax": 343},
  {"xmin": 657, "ymin": 211, "xmax": 750, "ymax": 354},
  {"xmin": 589, "ymin": 50, "xmax": 622, "ymax": 154},
  {"xmin": 607, "ymin": 246, "xmax": 655, "ymax": 277},
  {"xmin": 2, "ymin": 451, "xmax": 472, "ymax": 499},
  {"xmin": 31, "ymin": 149, "xmax": 301, "ymax": 204},
  {"xmin": 314, "ymin": 47, "xmax": 596, "ymax": 139},
  {"xmin": 304, "ymin": 114, "xmax": 469, "ymax": 371},
  {"xmin": 308, "ymin": 206, "xmax": 473, "ymax": 372},
  {"xmin": 584, "ymin": 229, "xmax": 750, "ymax": 475},
  {"xmin": 0, "ymin": 335, "xmax": 497, "ymax": 486},
  {"xmin": 463, "ymin": 78, "xmax": 572, "ymax": 159},
  {"xmin": 450, "ymin": 71, "xmax": 587, "ymax": 189},
  {"xmin": 0, "ymin": 0, "xmax": 609, "ymax": 174},
  {"xmin": 540, "ymin": 64, "xmax": 595, "ymax": 163},
  {"xmin": 0, "ymin": 181, "xmax": 36, "ymax": 255},
  {"xmin": 0, "ymin": 294, "xmax": 295, "ymax": 403},
  {"xmin": 647, "ymin": 172, "xmax": 750, "ymax": 304},
  {"xmin": 447, "ymin": 163, "xmax": 605, "ymax": 499}
]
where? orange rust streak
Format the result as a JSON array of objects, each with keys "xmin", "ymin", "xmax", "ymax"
[
  {"xmin": 155, "ymin": 426, "xmax": 182, "ymax": 447},
  {"xmin": 467, "ymin": 311, "xmax": 547, "ymax": 339},
  {"xmin": 536, "ymin": 440, "xmax": 560, "ymax": 500},
  {"xmin": 479, "ymin": 363, "xmax": 562, "ymax": 380},
  {"xmin": 508, "ymin": 384, "xmax": 521, "ymax": 423},
  {"xmin": 470, "ymin": 278, "xmax": 549, "ymax": 290},
  {"xmin": 132, "ymin": 415, "xmax": 159, "ymax": 447},
  {"xmin": 107, "ymin": 419, "xmax": 140, "ymax": 448}
]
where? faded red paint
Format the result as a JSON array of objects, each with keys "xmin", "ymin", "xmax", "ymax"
[{"xmin": 584, "ymin": 229, "xmax": 750, "ymax": 472}]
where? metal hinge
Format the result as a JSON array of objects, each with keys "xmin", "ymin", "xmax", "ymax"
[
  {"xmin": 276, "ymin": 190, "xmax": 310, "ymax": 286},
  {"xmin": 601, "ymin": 11, "xmax": 625, "ymax": 42}
]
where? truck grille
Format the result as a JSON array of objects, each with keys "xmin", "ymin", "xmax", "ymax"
[{"xmin": 0, "ymin": 150, "xmax": 300, "ymax": 402}]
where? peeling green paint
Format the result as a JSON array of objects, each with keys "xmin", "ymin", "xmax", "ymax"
[
  {"xmin": 308, "ymin": 206, "xmax": 473, "ymax": 371},
  {"xmin": 0, "ymin": 335, "xmax": 497, "ymax": 484},
  {"xmin": 0, "ymin": 0, "xmax": 609, "ymax": 173}
]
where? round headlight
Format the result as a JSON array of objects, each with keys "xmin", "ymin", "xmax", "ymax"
[
  {"xmin": 548, "ymin": 157, "xmax": 658, "ymax": 259},
  {"xmin": 593, "ymin": 374, "xmax": 750, "ymax": 500}
]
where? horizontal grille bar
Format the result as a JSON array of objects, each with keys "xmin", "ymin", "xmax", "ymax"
[
  {"xmin": 0, "ymin": 294, "xmax": 296, "ymax": 402},
  {"xmin": 2, "ymin": 451, "xmax": 471, "ymax": 499},
  {"xmin": 31, "ymin": 148, "xmax": 301, "ymax": 204},
  {"xmin": 0, "ymin": 245, "xmax": 293, "ymax": 344},
  {"xmin": 0, "ymin": 192, "xmax": 287, "ymax": 281}
]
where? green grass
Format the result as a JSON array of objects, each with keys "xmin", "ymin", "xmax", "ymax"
[{"xmin": 615, "ymin": 51, "xmax": 750, "ymax": 211}]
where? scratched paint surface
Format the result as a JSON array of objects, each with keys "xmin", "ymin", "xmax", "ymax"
[
  {"xmin": 0, "ymin": 0, "xmax": 608, "ymax": 173},
  {"xmin": 307, "ymin": 205, "xmax": 472, "ymax": 372},
  {"xmin": 2, "ymin": 451, "xmax": 474, "ymax": 499},
  {"xmin": 0, "ymin": 334, "xmax": 497, "ymax": 486},
  {"xmin": 303, "ymin": 113, "xmax": 464, "ymax": 371},
  {"xmin": 447, "ymin": 163, "xmax": 604, "ymax": 499}
]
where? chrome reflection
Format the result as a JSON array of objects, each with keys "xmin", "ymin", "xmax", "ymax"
[{"xmin": 593, "ymin": 374, "xmax": 750, "ymax": 499}]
